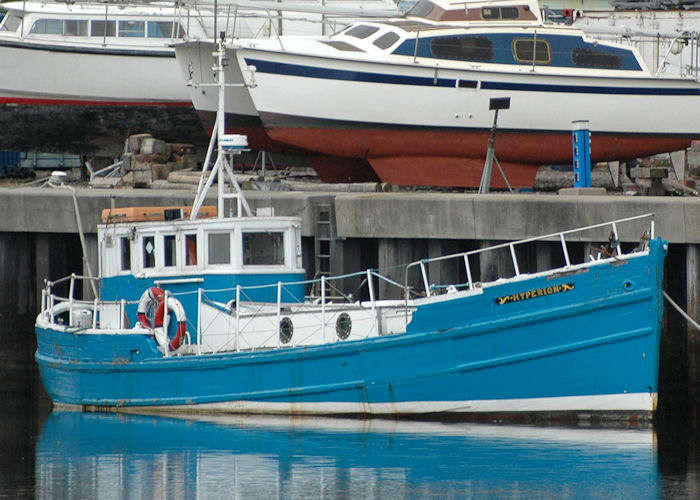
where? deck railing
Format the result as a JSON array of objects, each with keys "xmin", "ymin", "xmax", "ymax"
[{"xmin": 404, "ymin": 213, "xmax": 654, "ymax": 299}]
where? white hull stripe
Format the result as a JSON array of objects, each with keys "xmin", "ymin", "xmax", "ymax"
[{"xmin": 70, "ymin": 393, "xmax": 656, "ymax": 415}]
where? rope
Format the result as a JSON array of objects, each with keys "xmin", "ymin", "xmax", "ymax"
[{"xmin": 664, "ymin": 290, "xmax": 700, "ymax": 331}]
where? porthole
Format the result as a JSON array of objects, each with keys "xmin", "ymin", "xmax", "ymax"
[
  {"xmin": 279, "ymin": 317, "xmax": 293, "ymax": 344},
  {"xmin": 336, "ymin": 313, "xmax": 352, "ymax": 340}
]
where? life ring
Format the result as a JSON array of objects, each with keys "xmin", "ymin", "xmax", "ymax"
[
  {"xmin": 154, "ymin": 295, "xmax": 188, "ymax": 351},
  {"xmin": 137, "ymin": 286, "xmax": 165, "ymax": 328}
]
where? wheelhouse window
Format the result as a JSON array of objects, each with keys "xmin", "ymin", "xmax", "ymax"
[
  {"xmin": 118, "ymin": 20, "xmax": 145, "ymax": 38},
  {"xmin": 120, "ymin": 237, "xmax": 131, "ymax": 271},
  {"xmin": 373, "ymin": 31, "xmax": 400, "ymax": 50},
  {"xmin": 147, "ymin": 21, "xmax": 184, "ymax": 38},
  {"xmin": 142, "ymin": 236, "xmax": 155, "ymax": 269},
  {"xmin": 0, "ymin": 14, "xmax": 22, "ymax": 32},
  {"xmin": 208, "ymin": 233, "xmax": 230, "ymax": 265},
  {"xmin": 513, "ymin": 38, "xmax": 552, "ymax": 64},
  {"xmin": 243, "ymin": 232, "xmax": 284, "ymax": 266},
  {"xmin": 91, "ymin": 20, "xmax": 115, "ymax": 37},
  {"xmin": 571, "ymin": 48, "xmax": 622, "ymax": 70},
  {"xmin": 345, "ymin": 24, "xmax": 380, "ymax": 40},
  {"xmin": 431, "ymin": 36, "xmax": 493, "ymax": 62},
  {"xmin": 185, "ymin": 234, "xmax": 198, "ymax": 266},
  {"xmin": 164, "ymin": 235, "xmax": 177, "ymax": 267}
]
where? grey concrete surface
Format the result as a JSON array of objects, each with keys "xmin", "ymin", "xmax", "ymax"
[{"xmin": 0, "ymin": 186, "xmax": 698, "ymax": 243}]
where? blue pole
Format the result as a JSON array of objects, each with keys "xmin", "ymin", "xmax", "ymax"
[{"xmin": 572, "ymin": 120, "xmax": 591, "ymax": 188}]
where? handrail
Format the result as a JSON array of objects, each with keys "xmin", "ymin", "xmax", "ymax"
[{"xmin": 404, "ymin": 214, "xmax": 654, "ymax": 297}]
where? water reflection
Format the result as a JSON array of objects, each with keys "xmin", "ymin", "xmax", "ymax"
[{"xmin": 36, "ymin": 412, "xmax": 660, "ymax": 499}]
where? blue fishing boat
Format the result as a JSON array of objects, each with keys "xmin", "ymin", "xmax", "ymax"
[
  {"xmin": 34, "ymin": 207, "xmax": 667, "ymax": 420},
  {"xmin": 34, "ymin": 40, "xmax": 667, "ymax": 421}
]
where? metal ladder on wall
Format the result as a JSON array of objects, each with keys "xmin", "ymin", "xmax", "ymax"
[
  {"xmin": 314, "ymin": 202, "xmax": 334, "ymax": 278},
  {"xmin": 310, "ymin": 202, "xmax": 336, "ymax": 298}
]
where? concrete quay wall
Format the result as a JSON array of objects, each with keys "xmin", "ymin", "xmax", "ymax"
[{"xmin": 1, "ymin": 186, "xmax": 700, "ymax": 242}]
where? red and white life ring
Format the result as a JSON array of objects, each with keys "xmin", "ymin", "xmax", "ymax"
[
  {"xmin": 154, "ymin": 296, "xmax": 188, "ymax": 351},
  {"xmin": 137, "ymin": 286, "xmax": 165, "ymax": 328}
]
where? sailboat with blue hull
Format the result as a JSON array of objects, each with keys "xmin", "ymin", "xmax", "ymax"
[{"xmin": 34, "ymin": 39, "xmax": 667, "ymax": 421}]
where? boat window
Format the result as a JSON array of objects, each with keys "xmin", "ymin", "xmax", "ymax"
[
  {"xmin": 185, "ymin": 234, "xmax": 197, "ymax": 266},
  {"xmin": 91, "ymin": 20, "xmax": 115, "ymax": 37},
  {"xmin": 64, "ymin": 20, "xmax": 88, "ymax": 36},
  {"xmin": 243, "ymin": 232, "xmax": 284, "ymax": 266},
  {"xmin": 147, "ymin": 21, "xmax": 184, "ymax": 38},
  {"xmin": 482, "ymin": 7, "xmax": 520, "ymax": 20},
  {"xmin": 571, "ymin": 48, "xmax": 622, "ymax": 70},
  {"xmin": 404, "ymin": 0, "xmax": 436, "ymax": 18},
  {"xmin": 0, "ymin": 14, "xmax": 23, "ymax": 32},
  {"xmin": 431, "ymin": 36, "xmax": 493, "ymax": 62},
  {"xmin": 458, "ymin": 80, "xmax": 478, "ymax": 88},
  {"xmin": 373, "ymin": 32, "xmax": 400, "ymax": 50},
  {"xmin": 345, "ymin": 24, "xmax": 380, "ymax": 40},
  {"xmin": 320, "ymin": 40, "xmax": 364, "ymax": 52},
  {"xmin": 142, "ymin": 236, "xmax": 155, "ymax": 269},
  {"xmin": 120, "ymin": 237, "xmax": 131, "ymax": 272},
  {"xmin": 513, "ymin": 38, "xmax": 551, "ymax": 64},
  {"xmin": 118, "ymin": 20, "xmax": 145, "ymax": 38},
  {"xmin": 208, "ymin": 233, "xmax": 230, "ymax": 265},
  {"xmin": 164, "ymin": 235, "xmax": 177, "ymax": 267},
  {"xmin": 30, "ymin": 19, "xmax": 63, "ymax": 35}
]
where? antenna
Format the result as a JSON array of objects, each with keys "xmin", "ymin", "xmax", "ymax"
[{"xmin": 190, "ymin": 33, "xmax": 252, "ymax": 219}]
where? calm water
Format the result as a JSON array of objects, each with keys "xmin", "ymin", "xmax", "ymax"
[
  {"xmin": 4, "ymin": 321, "xmax": 700, "ymax": 500},
  {"xmin": 2, "ymin": 365, "xmax": 700, "ymax": 499}
]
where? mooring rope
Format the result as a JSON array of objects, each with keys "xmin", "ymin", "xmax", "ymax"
[{"xmin": 664, "ymin": 290, "xmax": 700, "ymax": 331}]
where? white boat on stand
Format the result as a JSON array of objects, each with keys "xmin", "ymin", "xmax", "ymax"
[
  {"xmin": 0, "ymin": 0, "xmax": 399, "ymax": 156},
  {"xmin": 232, "ymin": 0, "xmax": 700, "ymax": 189}
]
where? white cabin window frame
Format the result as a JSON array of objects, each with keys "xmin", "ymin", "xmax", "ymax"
[
  {"xmin": 147, "ymin": 20, "xmax": 184, "ymax": 39},
  {"xmin": 241, "ymin": 230, "xmax": 287, "ymax": 267},
  {"xmin": 206, "ymin": 231, "xmax": 232, "ymax": 267},
  {"xmin": 163, "ymin": 233, "xmax": 177, "ymax": 269},
  {"xmin": 91, "ymin": 19, "xmax": 116, "ymax": 38},
  {"xmin": 184, "ymin": 232, "xmax": 199, "ymax": 268},
  {"xmin": 120, "ymin": 236, "xmax": 132, "ymax": 272},
  {"xmin": 118, "ymin": 20, "xmax": 145, "ymax": 38},
  {"xmin": 141, "ymin": 234, "xmax": 157, "ymax": 270}
]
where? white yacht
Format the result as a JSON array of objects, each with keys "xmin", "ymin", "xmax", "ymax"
[{"xmin": 231, "ymin": 0, "xmax": 700, "ymax": 188}]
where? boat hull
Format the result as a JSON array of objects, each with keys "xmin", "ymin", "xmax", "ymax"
[
  {"xmin": 35, "ymin": 239, "xmax": 666, "ymax": 420},
  {"xmin": 240, "ymin": 48, "xmax": 700, "ymax": 187},
  {"xmin": 176, "ymin": 41, "xmax": 380, "ymax": 182},
  {"xmin": 0, "ymin": 40, "xmax": 208, "ymax": 154}
]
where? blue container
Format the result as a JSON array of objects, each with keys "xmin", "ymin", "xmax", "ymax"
[{"xmin": 0, "ymin": 151, "xmax": 21, "ymax": 174}]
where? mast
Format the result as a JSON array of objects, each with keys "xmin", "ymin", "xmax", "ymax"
[{"xmin": 190, "ymin": 33, "xmax": 252, "ymax": 220}]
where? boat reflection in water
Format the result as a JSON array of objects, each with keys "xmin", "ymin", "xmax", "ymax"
[{"xmin": 36, "ymin": 411, "xmax": 660, "ymax": 498}]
